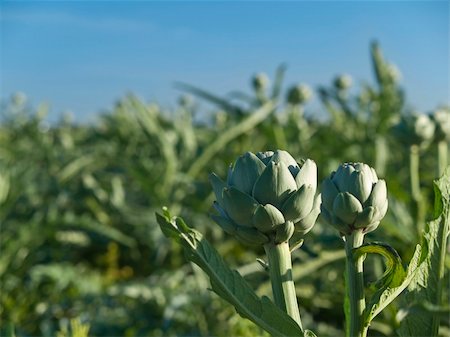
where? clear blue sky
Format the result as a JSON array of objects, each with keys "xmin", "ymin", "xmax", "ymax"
[{"xmin": 1, "ymin": 1, "xmax": 449, "ymax": 122}]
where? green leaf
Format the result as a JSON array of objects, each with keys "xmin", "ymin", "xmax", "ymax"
[
  {"xmin": 174, "ymin": 82, "xmax": 244, "ymax": 115},
  {"xmin": 358, "ymin": 243, "xmax": 423, "ymax": 326},
  {"xmin": 398, "ymin": 168, "xmax": 450, "ymax": 337},
  {"xmin": 270, "ymin": 63, "xmax": 287, "ymax": 100},
  {"xmin": 303, "ymin": 329, "xmax": 318, "ymax": 337},
  {"xmin": 354, "ymin": 242, "xmax": 406, "ymax": 290},
  {"xmin": 186, "ymin": 101, "xmax": 275, "ymax": 179},
  {"xmin": 155, "ymin": 208, "xmax": 304, "ymax": 337}
]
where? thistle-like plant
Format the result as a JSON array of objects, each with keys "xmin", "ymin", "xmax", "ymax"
[
  {"xmin": 431, "ymin": 108, "xmax": 450, "ymax": 176},
  {"xmin": 393, "ymin": 113, "xmax": 436, "ymax": 234},
  {"xmin": 321, "ymin": 162, "xmax": 388, "ymax": 337},
  {"xmin": 321, "ymin": 162, "xmax": 388, "ymax": 235},
  {"xmin": 209, "ymin": 150, "xmax": 320, "ymax": 328},
  {"xmin": 209, "ymin": 150, "xmax": 320, "ymax": 246}
]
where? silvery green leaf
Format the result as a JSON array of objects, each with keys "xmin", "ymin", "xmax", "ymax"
[
  {"xmin": 256, "ymin": 151, "xmax": 274, "ymax": 165},
  {"xmin": 370, "ymin": 167, "xmax": 378, "ymax": 182},
  {"xmin": 354, "ymin": 206, "xmax": 376, "ymax": 228},
  {"xmin": 281, "ymin": 184, "xmax": 315, "ymax": 222},
  {"xmin": 270, "ymin": 150, "xmax": 300, "ymax": 177},
  {"xmin": 355, "ymin": 163, "xmax": 377, "ymax": 185},
  {"xmin": 252, "ymin": 203, "xmax": 285, "ymax": 233},
  {"xmin": 226, "ymin": 164, "xmax": 233, "ymax": 185},
  {"xmin": 275, "ymin": 221, "xmax": 295, "ymax": 243},
  {"xmin": 348, "ymin": 170, "xmax": 372, "ymax": 204},
  {"xmin": 236, "ymin": 226, "xmax": 269, "ymax": 245},
  {"xmin": 320, "ymin": 206, "xmax": 333, "ymax": 226},
  {"xmin": 223, "ymin": 187, "xmax": 258, "ymax": 227},
  {"xmin": 294, "ymin": 194, "xmax": 321, "ymax": 234},
  {"xmin": 229, "ymin": 152, "xmax": 266, "ymax": 195},
  {"xmin": 373, "ymin": 199, "xmax": 388, "ymax": 222},
  {"xmin": 364, "ymin": 221, "xmax": 380, "ymax": 234},
  {"xmin": 211, "ymin": 214, "xmax": 237, "ymax": 235},
  {"xmin": 295, "ymin": 159, "xmax": 317, "ymax": 190},
  {"xmin": 332, "ymin": 192, "xmax": 363, "ymax": 224},
  {"xmin": 213, "ymin": 201, "xmax": 229, "ymax": 218},
  {"xmin": 321, "ymin": 177, "xmax": 339, "ymax": 210},
  {"xmin": 332, "ymin": 164, "xmax": 355, "ymax": 191},
  {"xmin": 366, "ymin": 179, "xmax": 387, "ymax": 208},
  {"xmin": 252, "ymin": 161, "xmax": 297, "ymax": 208},
  {"xmin": 209, "ymin": 173, "xmax": 227, "ymax": 207},
  {"xmin": 332, "ymin": 213, "xmax": 352, "ymax": 234}
]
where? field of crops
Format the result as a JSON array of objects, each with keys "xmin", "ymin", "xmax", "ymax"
[{"xmin": 1, "ymin": 43, "xmax": 449, "ymax": 337}]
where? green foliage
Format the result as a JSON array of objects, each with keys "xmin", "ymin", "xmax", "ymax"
[
  {"xmin": 0, "ymin": 42, "xmax": 448, "ymax": 336},
  {"xmin": 56, "ymin": 318, "xmax": 90, "ymax": 337},
  {"xmin": 398, "ymin": 169, "xmax": 450, "ymax": 337}
]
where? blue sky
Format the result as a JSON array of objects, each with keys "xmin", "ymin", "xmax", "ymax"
[{"xmin": 1, "ymin": 1, "xmax": 449, "ymax": 122}]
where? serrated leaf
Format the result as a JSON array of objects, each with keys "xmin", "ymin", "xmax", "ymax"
[
  {"xmin": 362, "ymin": 243, "xmax": 423, "ymax": 326},
  {"xmin": 398, "ymin": 168, "xmax": 450, "ymax": 337},
  {"xmin": 155, "ymin": 208, "xmax": 303, "ymax": 337},
  {"xmin": 354, "ymin": 242, "xmax": 406, "ymax": 290}
]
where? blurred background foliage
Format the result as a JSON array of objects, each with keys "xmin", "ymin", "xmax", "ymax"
[{"xmin": 0, "ymin": 42, "xmax": 448, "ymax": 337}]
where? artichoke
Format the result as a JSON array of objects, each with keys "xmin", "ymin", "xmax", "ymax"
[
  {"xmin": 432, "ymin": 108, "xmax": 450, "ymax": 142},
  {"xmin": 287, "ymin": 84, "xmax": 312, "ymax": 105},
  {"xmin": 209, "ymin": 150, "xmax": 320, "ymax": 246},
  {"xmin": 392, "ymin": 113, "xmax": 435, "ymax": 148},
  {"xmin": 252, "ymin": 73, "xmax": 269, "ymax": 92},
  {"xmin": 333, "ymin": 74, "xmax": 352, "ymax": 91},
  {"xmin": 321, "ymin": 163, "xmax": 387, "ymax": 235}
]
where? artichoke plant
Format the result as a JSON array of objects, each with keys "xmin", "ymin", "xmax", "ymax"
[
  {"xmin": 321, "ymin": 163, "xmax": 388, "ymax": 235},
  {"xmin": 252, "ymin": 73, "xmax": 269, "ymax": 92},
  {"xmin": 209, "ymin": 150, "xmax": 320, "ymax": 246},
  {"xmin": 334, "ymin": 74, "xmax": 352, "ymax": 91},
  {"xmin": 432, "ymin": 108, "xmax": 450, "ymax": 142},
  {"xmin": 286, "ymin": 84, "xmax": 312, "ymax": 105},
  {"xmin": 392, "ymin": 113, "xmax": 435, "ymax": 148}
]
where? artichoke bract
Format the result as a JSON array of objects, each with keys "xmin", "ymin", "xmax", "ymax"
[
  {"xmin": 321, "ymin": 163, "xmax": 387, "ymax": 235},
  {"xmin": 209, "ymin": 150, "xmax": 320, "ymax": 246}
]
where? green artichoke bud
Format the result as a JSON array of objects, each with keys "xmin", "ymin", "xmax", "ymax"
[
  {"xmin": 333, "ymin": 74, "xmax": 352, "ymax": 91},
  {"xmin": 392, "ymin": 113, "xmax": 435, "ymax": 148},
  {"xmin": 431, "ymin": 108, "xmax": 450, "ymax": 142},
  {"xmin": 252, "ymin": 73, "xmax": 269, "ymax": 92},
  {"xmin": 210, "ymin": 150, "xmax": 320, "ymax": 245},
  {"xmin": 287, "ymin": 84, "xmax": 312, "ymax": 105},
  {"xmin": 321, "ymin": 163, "xmax": 387, "ymax": 235}
]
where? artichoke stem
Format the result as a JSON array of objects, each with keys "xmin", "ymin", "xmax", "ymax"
[
  {"xmin": 344, "ymin": 230, "xmax": 366, "ymax": 337},
  {"xmin": 438, "ymin": 140, "xmax": 448, "ymax": 178},
  {"xmin": 374, "ymin": 135, "xmax": 388, "ymax": 177},
  {"xmin": 409, "ymin": 145, "xmax": 424, "ymax": 235},
  {"xmin": 264, "ymin": 241, "xmax": 302, "ymax": 330}
]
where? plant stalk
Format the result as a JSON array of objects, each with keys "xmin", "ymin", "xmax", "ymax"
[
  {"xmin": 437, "ymin": 140, "xmax": 448, "ymax": 177},
  {"xmin": 409, "ymin": 145, "xmax": 424, "ymax": 235},
  {"xmin": 264, "ymin": 241, "xmax": 302, "ymax": 330},
  {"xmin": 344, "ymin": 230, "xmax": 366, "ymax": 337},
  {"xmin": 374, "ymin": 135, "xmax": 388, "ymax": 177}
]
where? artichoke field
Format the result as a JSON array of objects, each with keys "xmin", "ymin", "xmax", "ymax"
[{"xmin": 1, "ymin": 43, "xmax": 449, "ymax": 337}]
